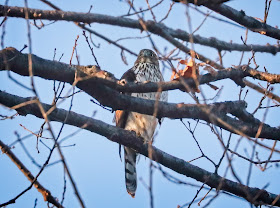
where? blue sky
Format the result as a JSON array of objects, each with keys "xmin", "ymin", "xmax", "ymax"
[{"xmin": 1, "ymin": 0, "xmax": 280, "ymax": 207}]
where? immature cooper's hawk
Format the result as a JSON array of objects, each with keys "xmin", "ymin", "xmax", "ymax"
[{"xmin": 115, "ymin": 49, "xmax": 168, "ymax": 197}]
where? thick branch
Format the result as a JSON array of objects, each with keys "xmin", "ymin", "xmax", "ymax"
[
  {"xmin": 241, "ymin": 65, "xmax": 280, "ymax": 84},
  {"xmin": 0, "ymin": 140, "xmax": 63, "ymax": 208},
  {"xmin": 0, "ymin": 5, "xmax": 279, "ymax": 54},
  {"xmin": 173, "ymin": 1, "xmax": 280, "ymax": 40},
  {"xmin": 1, "ymin": 6, "xmax": 280, "ymax": 101},
  {"xmin": 206, "ymin": 4, "xmax": 280, "ymax": 40},
  {"xmin": 0, "ymin": 91, "xmax": 279, "ymax": 207},
  {"xmin": 1, "ymin": 47, "xmax": 280, "ymax": 93},
  {"xmin": 1, "ymin": 48, "xmax": 280, "ymax": 139}
]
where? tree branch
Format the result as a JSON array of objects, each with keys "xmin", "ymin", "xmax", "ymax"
[
  {"xmin": 0, "ymin": 140, "xmax": 63, "ymax": 208},
  {"xmin": 1, "ymin": 48, "xmax": 280, "ymax": 140},
  {"xmin": 0, "ymin": 5, "xmax": 279, "ymax": 54},
  {"xmin": 0, "ymin": 91, "xmax": 279, "ymax": 207},
  {"xmin": 173, "ymin": 0, "xmax": 280, "ymax": 40},
  {"xmin": 1, "ymin": 47, "xmax": 280, "ymax": 93},
  {"xmin": 1, "ymin": 6, "xmax": 279, "ymax": 102}
]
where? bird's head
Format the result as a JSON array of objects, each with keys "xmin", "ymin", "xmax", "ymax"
[{"xmin": 135, "ymin": 49, "xmax": 159, "ymax": 66}]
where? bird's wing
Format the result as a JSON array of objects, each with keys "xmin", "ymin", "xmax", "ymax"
[
  {"xmin": 114, "ymin": 68, "xmax": 136, "ymax": 127},
  {"xmin": 114, "ymin": 68, "xmax": 136, "ymax": 160}
]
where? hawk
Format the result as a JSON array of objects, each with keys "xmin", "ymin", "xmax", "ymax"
[{"xmin": 115, "ymin": 49, "xmax": 168, "ymax": 197}]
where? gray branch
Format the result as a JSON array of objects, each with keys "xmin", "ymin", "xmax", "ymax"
[
  {"xmin": 1, "ymin": 47, "xmax": 280, "ymax": 93},
  {"xmin": 173, "ymin": 0, "xmax": 280, "ymax": 41},
  {"xmin": 0, "ymin": 90, "xmax": 279, "ymax": 207},
  {"xmin": 0, "ymin": 140, "xmax": 63, "ymax": 208},
  {"xmin": 1, "ymin": 48, "xmax": 280, "ymax": 140},
  {"xmin": 0, "ymin": 5, "xmax": 279, "ymax": 54}
]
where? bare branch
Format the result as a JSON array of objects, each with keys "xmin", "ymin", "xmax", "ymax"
[
  {"xmin": 173, "ymin": 1, "xmax": 280, "ymax": 40},
  {"xmin": 0, "ymin": 140, "xmax": 63, "ymax": 208},
  {"xmin": 0, "ymin": 91, "xmax": 280, "ymax": 207},
  {"xmin": 2, "ymin": 47, "xmax": 280, "ymax": 95},
  {"xmin": 0, "ymin": 5, "xmax": 279, "ymax": 54},
  {"xmin": 2, "ymin": 2, "xmax": 280, "ymax": 207},
  {"xmin": 1, "ymin": 48, "xmax": 279, "ymax": 139},
  {"xmin": 1, "ymin": 6, "xmax": 279, "ymax": 103}
]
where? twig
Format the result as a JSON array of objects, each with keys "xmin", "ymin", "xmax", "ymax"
[
  {"xmin": 1, "ymin": 92, "xmax": 280, "ymax": 206},
  {"xmin": 0, "ymin": 140, "xmax": 63, "ymax": 208},
  {"xmin": 188, "ymin": 184, "xmax": 205, "ymax": 208},
  {"xmin": 2, "ymin": 5, "xmax": 279, "ymax": 54},
  {"xmin": 70, "ymin": 35, "xmax": 79, "ymax": 66},
  {"xmin": 82, "ymin": 30, "xmax": 100, "ymax": 67},
  {"xmin": 120, "ymin": 0, "xmax": 164, "ymax": 17},
  {"xmin": 174, "ymin": 1, "xmax": 280, "ymax": 40},
  {"xmin": 228, "ymin": 148, "xmax": 280, "ymax": 165}
]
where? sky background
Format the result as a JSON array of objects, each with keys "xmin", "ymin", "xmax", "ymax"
[{"xmin": 0, "ymin": 0, "xmax": 280, "ymax": 207}]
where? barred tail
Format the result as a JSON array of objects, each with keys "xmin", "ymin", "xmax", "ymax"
[{"xmin": 124, "ymin": 147, "xmax": 137, "ymax": 197}]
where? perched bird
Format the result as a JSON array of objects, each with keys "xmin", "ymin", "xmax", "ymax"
[{"xmin": 115, "ymin": 49, "xmax": 168, "ymax": 197}]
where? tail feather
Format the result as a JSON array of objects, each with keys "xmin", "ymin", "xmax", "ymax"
[{"xmin": 124, "ymin": 147, "xmax": 137, "ymax": 197}]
